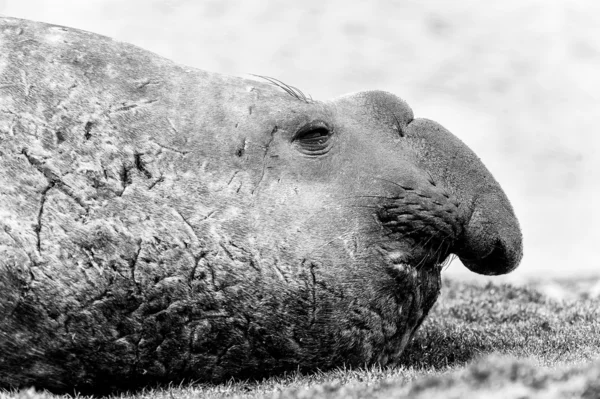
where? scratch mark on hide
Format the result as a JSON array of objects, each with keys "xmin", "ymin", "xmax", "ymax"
[
  {"xmin": 174, "ymin": 209, "xmax": 201, "ymax": 242},
  {"xmin": 35, "ymin": 183, "xmax": 55, "ymax": 253},
  {"xmin": 219, "ymin": 242, "xmax": 235, "ymax": 261},
  {"xmin": 228, "ymin": 241, "xmax": 261, "ymax": 273},
  {"xmin": 309, "ymin": 261, "xmax": 317, "ymax": 327},
  {"xmin": 227, "ymin": 171, "xmax": 239, "ymax": 186},
  {"xmin": 15, "ymin": 38, "xmax": 37, "ymax": 46},
  {"xmin": 252, "ymin": 126, "xmax": 277, "ymax": 194},
  {"xmin": 111, "ymin": 99, "xmax": 158, "ymax": 113},
  {"xmin": 150, "ymin": 139, "xmax": 189, "ymax": 155},
  {"xmin": 53, "ymin": 83, "xmax": 79, "ymax": 110},
  {"xmin": 189, "ymin": 251, "xmax": 208, "ymax": 287},
  {"xmin": 129, "ymin": 241, "xmax": 143, "ymax": 293},
  {"xmin": 134, "ymin": 152, "xmax": 153, "ymax": 179},
  {"xmin": 200, "ymin": 210, "xmax": 217, "ymax": 222},
  {"xmin": 206, "ymin": 259, "xmax": 216, "ymax": 287},
  {"xmin": 271, "ymin": 259, "xmax": 289, "ymax": 283},
  {"xmin": 136, "ymin": 79, "xmax": 161, "ymax": 90},
  {"xmin": 118, "ymin": 163, "xmax": 132, "ymax": 197},
  {"xmin": 21, "ymin": 149, "xmax": 89, "ymax": 210},
  {"xmin": 166, "ymin": 117, "xmax": 179, "ymax": 134},
  {"xmin": 20, "ymin": 70, "xmax": 32, "ymax": 97},
  {"xmin": 148, "ymin": 174, "xmax": 165, "ymax": 190}
]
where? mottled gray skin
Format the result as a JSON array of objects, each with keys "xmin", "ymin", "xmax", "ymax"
[{"xmin": 0, "ymin": 17, "xmax": 522, "ymax": 393}]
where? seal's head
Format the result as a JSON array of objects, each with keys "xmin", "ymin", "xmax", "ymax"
[
  {"xmin": 203, "ymin": 84, "xmax": 521, "ymax": 282},
  {"xmin": 0, "ymin": 17, "xmax": 522, "ymax": 393}
]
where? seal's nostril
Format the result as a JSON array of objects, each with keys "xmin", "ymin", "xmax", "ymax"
[
  {"xmin": 395, "ymin": 125, "xmax": 405, "ymax": 138},
  {"xmin": 396, "ymin": 116, "xmax": 414, "ymax": 138}
]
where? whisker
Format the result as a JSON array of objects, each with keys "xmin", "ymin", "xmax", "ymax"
[
  {"xmin": 344, "ymin": 195, "xmax": 403, "ymax": 200},
  {"xmin": 442, "ymin": 253, "xmax": 458, "ymax": 270},
  {"xmin": 369, "ymin": 176, "xmax": 414, "ymax": 191},
  {"xmin": 414, "ymin": 254, "xmax": 428, "ymax": 271},
  {"xmin": 254, "ymin": 75, "xmax": 298, "ymax": 99},
  {"xmin": 251, "ymin": 74, "xmax": 313, "ymax": 104},
  {"xmin": 342, "ymin": 205, "xmax": 381, "ymax": 209},
  {"xmin": 419, "ymin": 234, "xmax": 437, "ymax": 252},
  {"xmin": 432, "ymin": 238, "xmax": 449, "ymax": 264}
]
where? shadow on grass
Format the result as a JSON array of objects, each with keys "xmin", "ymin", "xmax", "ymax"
[{"xmin": 398, "ymin": 277, "xmax": 600, "ymax": 372}]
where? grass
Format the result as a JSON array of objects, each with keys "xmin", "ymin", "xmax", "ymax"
[{"xmin": 4, "ymin": 278, "xmax": 600, "ymax": 399}]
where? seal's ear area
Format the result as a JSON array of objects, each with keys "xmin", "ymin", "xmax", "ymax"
[{"xmin": 404, "ymin": 118, "xmax": 523, "ymax": 275}]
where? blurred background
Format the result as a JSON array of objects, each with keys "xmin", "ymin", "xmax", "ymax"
[{"xmin": 1, "ymin": 0, "xmax": 598, "ymax": 282}]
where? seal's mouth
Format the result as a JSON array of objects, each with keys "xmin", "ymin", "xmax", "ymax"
[
  {"xmin": 385, "ymin": 258, "xmax": 444, "ymax": 277},
  {"xmin": 375, "ymin": 240, "xmax": 453, "ymax": 278},
  {"xmin": 373, "ymin": 188, "xmax": 461, "ymax": 274}
]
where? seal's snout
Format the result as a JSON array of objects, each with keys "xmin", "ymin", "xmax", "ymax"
[{"xmin": 404, "ymin": 118, "xmax": 523, "ymax": 276}]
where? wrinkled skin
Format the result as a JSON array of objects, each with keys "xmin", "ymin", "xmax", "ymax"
[{"xmin": 0, "ymin": 18, "xmax": 522, "ymax": 393}]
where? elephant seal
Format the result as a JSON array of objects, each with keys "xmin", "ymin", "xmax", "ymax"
[{"xmin": 0, "ymin": 17, "xmax": 522, "ymax": 393}]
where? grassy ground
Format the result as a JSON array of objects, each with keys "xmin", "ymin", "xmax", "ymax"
[{"xmin": 3, "ymin": 277, "xmax": 600, "ymax": 398}]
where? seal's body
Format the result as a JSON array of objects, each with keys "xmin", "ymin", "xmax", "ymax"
[{"xmin": 0, "ymin": 17, "xmax": 522, "ymax": 393}]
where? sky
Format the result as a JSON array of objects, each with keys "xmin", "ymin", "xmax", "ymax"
[{"xmin": 1, "ymin": 0, "xmax": 598, "ymax": 281}]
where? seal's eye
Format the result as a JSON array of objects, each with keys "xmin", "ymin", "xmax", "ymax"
[{"xmin": 293, "ymin": 121, "xmax": 333, "ymax": 156}]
